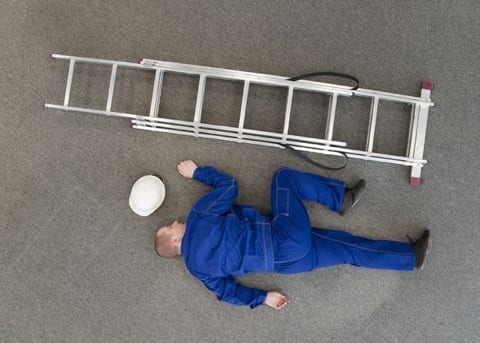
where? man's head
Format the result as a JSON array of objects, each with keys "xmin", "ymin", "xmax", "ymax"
[{"xmin": 155, "ymin": 220, "xmax": 186, "ymax": 258}]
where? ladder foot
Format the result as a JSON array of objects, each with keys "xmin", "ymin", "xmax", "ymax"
[
  {"xmin": 137, "ymin": 58, "xmax": 143, "ymax": 64},
  {"xmin": 409, "ymin": 177, "xmax": 423, "ymax": 186},
  {"xmin": 421, "ymin": 81, "xmax": 435, "ymax": 92}
]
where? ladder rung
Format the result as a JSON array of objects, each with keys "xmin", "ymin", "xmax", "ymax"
[
  {"xmin": 407, "ymin": 104, "xmax": 420, "ymax": 158},
  {"xmin": 63, "ymin": 59, "xmax": 76, "ymax": 107},
  {"xmin": 106, "ymin": 64, "xmax": 117, "ymax": 112},
  {"xmin": 238, "ymin": 81, "xmax": 249, "ymax": 132},
  {"xmin": 366, "ymin": 96, "xmax": 379, "ymax": 153},
  {"xmin": 325, "ymin": 94, "xmax": 338, "ymax": 141},
  {"xmin": 194, "ymin": 75, "xmax": 206, "ymax": 135},
  {"xmin": 149, "ymin": 70, "xmax": 164, "ymax": 117},
  {"xmin": 282, "ymin": 86, "xmax": 294, "ymax": 143}
]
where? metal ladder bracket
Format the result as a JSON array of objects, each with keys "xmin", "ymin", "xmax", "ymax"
[{"xmin": 407, "ymin": 81, "xmax": 435, "ymax": 185}]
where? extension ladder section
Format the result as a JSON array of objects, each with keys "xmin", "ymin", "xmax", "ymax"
[{"xmin": 45, "ymin": 54, "xmax": 434, "ymax": 185}]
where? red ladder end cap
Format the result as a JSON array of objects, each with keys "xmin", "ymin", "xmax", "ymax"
[
  {"xmin": 421, "ymin": 81, "xmax": 435, "ymax": 92},
  {"xmin": 409, "ymin": 177, "xmax": 424, "ymax": 186},
  {"xmin": 137, "ymin": 58, "xmax": 143, "ymax": 64}
]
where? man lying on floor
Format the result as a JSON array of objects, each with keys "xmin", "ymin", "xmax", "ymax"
[{"xmin": 154, "ymin": 160, "xmax": 431, "ymax": 310}]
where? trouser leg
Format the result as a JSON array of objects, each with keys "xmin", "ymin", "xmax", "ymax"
[
  {"xmin": 311, "ymin": 227, "xmax": 416, "ymax": 271},
  {"xmin": 271, "ymin": 168, "xmax": 345, "ymax": 213},
  {"xmin": 270, "ymin": 168, "xmax": 346, "ymax": 263}
]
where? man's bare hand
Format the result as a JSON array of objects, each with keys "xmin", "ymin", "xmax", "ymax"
[
  {"xmin": 177, "ymin": 160, "xmax": 198, "ymax": 179},
  {"xmin": 264, "ymin": 291, "xmax": 289, "ymax": 310}
]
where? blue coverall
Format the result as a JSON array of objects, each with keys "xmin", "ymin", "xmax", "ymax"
[{"xmin": 181, "ymin": 166, "xmax": 416, "ymax": 308}]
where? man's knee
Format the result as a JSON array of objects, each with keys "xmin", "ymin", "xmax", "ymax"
[{"xmin": 273, "ymin": 167, "xmax": 297, "ymax": 183}]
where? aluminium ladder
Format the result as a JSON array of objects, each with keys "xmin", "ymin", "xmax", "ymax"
[{"xmin": 45, "ymin": 54, "xmax": 434, "ymax": 185}]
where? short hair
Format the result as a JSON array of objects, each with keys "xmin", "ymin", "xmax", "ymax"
[{"xmin": 155, "ymin": 227, "xmax": 179, "ymax": 258}]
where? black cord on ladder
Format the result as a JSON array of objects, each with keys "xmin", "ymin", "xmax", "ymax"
[
  {"xmin": 280, "ymin": 144, "xmax": 349, "ymax": 171},
  {"xmin": 287, "ymin": 71, "xmax": 360, "ymax": 90},
  {"xmin": 281, "ymin": 71, "xmax": 359, "ymax": 170}
]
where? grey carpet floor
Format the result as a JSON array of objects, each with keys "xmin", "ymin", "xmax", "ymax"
[{"xmin": 1, "ymin": 1, "xmax": 479, "ymax": 342}]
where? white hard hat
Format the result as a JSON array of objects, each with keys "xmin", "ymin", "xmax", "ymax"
[{"xmin": 129, "ymin": 174, "xmax": 166, "ymax": 216}]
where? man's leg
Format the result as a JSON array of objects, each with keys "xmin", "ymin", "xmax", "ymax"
[
  {"xmin": 270, "ymin": 168, "xmax": 345, "ymax": 264},
  {"xmin": 271, "ymin": 168, "xmax": 345, "ymax": 213},
  {"xmin": 311, "ymin": 227, "xmax": 416, "ymax": 271}
]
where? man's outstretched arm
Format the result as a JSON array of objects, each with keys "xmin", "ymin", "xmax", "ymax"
[
  {"xmin": 177, "ymin": 160, "xmax": 238, "ymax": 216},
  {"xmin": 199, "ymin": 275, "xmax": 288, "ymax": 310}
]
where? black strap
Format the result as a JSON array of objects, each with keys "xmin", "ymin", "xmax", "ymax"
[
  {"xmin": 280, "ymin": 144, "xmax": 348, "ymax": 171},
  {"xmin": 282, "ymin": 71, "xmax": 356, "ymax": 169},
  {"xmin": 288, "ymin": 71, "xmax": 359, "ymax": 90}
]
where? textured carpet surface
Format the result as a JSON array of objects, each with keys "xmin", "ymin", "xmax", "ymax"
[{"xmin": 1, "ymin": 1, "xmax": 479, "ymax": 342}]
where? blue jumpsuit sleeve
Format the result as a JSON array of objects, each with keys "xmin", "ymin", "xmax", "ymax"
[
  {"xmin": 192, "ymin": 166, "xmax": 239, "ymax": 215},
  {"xmin": 199, "ymin": 275, "xmax": 267, "ymax": 308}
]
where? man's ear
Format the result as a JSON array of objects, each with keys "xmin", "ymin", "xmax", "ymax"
[{"xmin": 171, "ymin": 236, "xmax": 181, "ymax": 247}]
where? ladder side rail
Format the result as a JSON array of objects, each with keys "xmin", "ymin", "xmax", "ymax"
[
  {"xmin": 52, "ymin": 54, "xmax": 352, "ymax": 101},
  {"xmin": 131, "ymin": 124, "xmax": 295, "ymax": 148},
  {"xmin": 366, "ymin": 96, "xmax": 379, "ymax": 153},
  {"xmin": 52, "ymin": 54, "xmax": 432, "ymax": 105},
  {"xmin": 150, "ymin": 69, "xmax": 353, "ymax": 97},
  {"xmin": 407, "ymin": 81, "xmax": 434, "ymax": 185},
  {"xmin": 283, "ymin": 145, "xmax": 426, "ymax": 166},
  {"xmin": 52, "ymin": 54, "xmax": 150, "ymax": 70},
  {"xmin": 131, "ymin": 121, "xmax": 351, "ymax": 154},
  {"xmin": 132, "ymin": 120, "xmax": 348, "ymax": 148},
  {"xmin": 409, "ymin": 107, "xmax": 430, "ymax": 183},
  {"xmin": 132, "ymin": 118, "xmax": 426, "ymax": 164},
  {"xmin": 133, "ymin": 121, "xmax": 313, "ymax": 146},
  {"xmin": 412, "ymin": 106, "xmax": 428, "ymax": 158},
  {"xmin": 131, "ymin": 122, "xmax": 426, "ymax": 167},
  {"xmin": 132, "ymin": 125, "xmax": 292, "ymax": 149},
  {"xmin": 45, "ymin": 104, "xmax": 138, "ymax": 119},
  {"xmin": 106, "ymin": 64, "xmax": 118, "ymax": 112},
  {"xmin": 411, "ymin": 106, "xmax": 429, "ymax": 160},
  {"xmin": 284, "ymin": 141, "xmax": 428, "ymax": 164},
  {"xmin": 142, "ymin": 59, "xmax": 355, "ymax": 95},
  {"xmin": 354, "ymin": 88, "xmax": 434, "ymax": 107},
  {"xmin": 291, "ymin": 146, "xmax": 425, "ymax": 167},
  {"xmin": 286, "ymin": 133, "xmax": 346, "ymax": 146},
  {"xmin": 133, "ymin": 118, "xmax": 347, "ymax": 146}
]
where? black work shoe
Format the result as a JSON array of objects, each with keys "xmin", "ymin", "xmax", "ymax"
[
  {"xmin": 339, "ymin": 179, "xmax": 366, "ymax": 216},
  {"xmin": 407, "ymin": 230, "xmax": 431, "ymax": 270}
]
